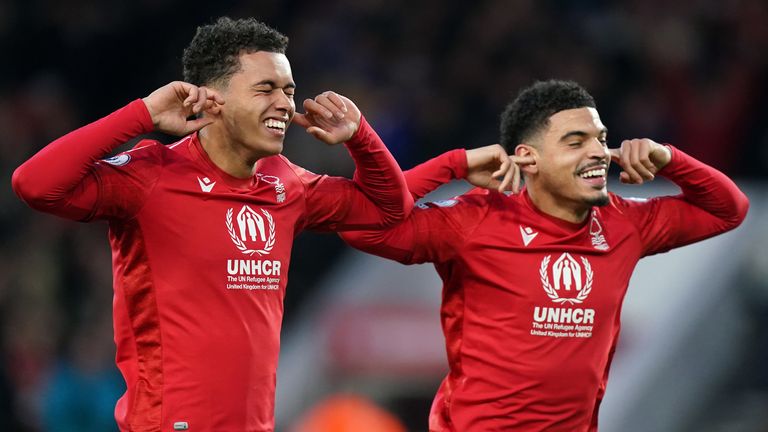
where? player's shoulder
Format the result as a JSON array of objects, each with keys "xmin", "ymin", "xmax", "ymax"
[
  {"xmin": 265, "ymin": 154, "xmax": 322, "ymax": 185},
  {"xmin": 97, "ymin": 139, "xmax": 165, "ymax": 169},
  {"xmin": 601, "ymin": 192, "xmax": 658, "ymax": 220},
  {"xmin": 99, "ymin": 134, "xmax": 204, "ymax": 170},
  {"xmin": 262, "ymin": 154, "xmax": 295, "ymax": 172},
  {"xmin": 608, "ymin": 191, "xmax": 654, "ymax": 208},
  {"xmin": 466, "ymin": 188, "xmax": 529, "ymax": 212},
  {"xmin": 415, "ymin": 187, "xmax": 495, "ymax": 211}
]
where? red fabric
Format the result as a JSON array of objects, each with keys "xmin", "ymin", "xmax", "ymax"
[
  {"xmin": 11, "ymin": 99, "xmax": 153, "ymax": 220},
  {"xmin": 341, "ymin": 147, "xmax": 748, "ymax": 431},
  {"xmin": 12, "ymin": 101, "xmax": 411, "ymax": 431},
  {"xmin": 110, "ymin": 221, "xmax": 163, "ymax": 430},
  {"xmin": 404, "ymin": 148, "xmax": 468, "ymax": 200}
]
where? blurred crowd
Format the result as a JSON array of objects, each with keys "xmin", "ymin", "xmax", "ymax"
[{"xmin": 1, "ymin": 0, "xmax": 766, "ymax": 430}]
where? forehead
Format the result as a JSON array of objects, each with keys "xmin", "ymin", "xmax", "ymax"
[
  {"xmin": 232, "ymin": 51, "xmax": 293, "ymax": 84},
  {"xmin": 545, "ymin": 107, "xmax": 605, "ymax": 138}
]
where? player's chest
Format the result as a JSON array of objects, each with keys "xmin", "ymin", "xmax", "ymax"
[
  {"xmin": 453, "ymin": 245, "xmax": 638, "ymax": 343},
  {"xmin": 461, "ymin": 220, "xmax": 642, "ymax": 310},
  {"xmin": 137, "ymin": 175, "xmax": 304, "ymax": 260}
]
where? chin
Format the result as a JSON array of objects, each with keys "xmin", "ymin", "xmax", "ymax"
[
  {"xmin": 261, "ymin": 142, "xmax": 284, "ymax": 156},
  {"xmin": 586, "ymin": 193, "xmax": 610, "ymax": 207}
]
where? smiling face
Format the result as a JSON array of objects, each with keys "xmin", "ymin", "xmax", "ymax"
[
  {"xmin": 216, "ymin": 51, "xmax": 296, "ymax": 160},
  {"xmin": 522, "ymin": 107, "xmax": 611, "ymax": 219}
]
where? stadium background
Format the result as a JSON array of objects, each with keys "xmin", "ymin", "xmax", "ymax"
[{"xmin": 1, "ymin": 0, "xmax": 766, "ymax": 430}]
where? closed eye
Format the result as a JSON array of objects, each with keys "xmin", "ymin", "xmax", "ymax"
[{"xmin": 252, "ymin": 80, "xmax": 296, "ymax": 96}]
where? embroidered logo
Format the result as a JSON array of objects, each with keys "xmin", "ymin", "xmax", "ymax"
[
  {"xmin": 539, "ymin": 253, "xmax": 594, "ymax": 305},
  {"xmin": 589, "ymin": 210, "xmax": 609, "ymax": 250},
  {"xmin": 257, "ymin": 174, "xmax": 286, "ymax": 203},
  {"xmin": 226, "ymin": 206, "xmax": 276, "ymax": 256},
  {"xmin": 197, "ymin": 176, "xmax": 216, "ymax": 193},
  {"xmin": 519, "ymin": 226, "xmax": 539, "ymax": 246}
]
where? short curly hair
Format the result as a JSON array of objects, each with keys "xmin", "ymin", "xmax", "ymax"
[
  {"xmin": 500, "ymin": 80, "xmax": 596, "ymax": 151},
  {"xmin": 182, "ymin": 17, "xmax": 289, "ymax": 87}
]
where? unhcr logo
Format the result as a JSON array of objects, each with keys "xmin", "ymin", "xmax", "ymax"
[
  {"xmin": 226, "ymin": 205, "xmax": 276, "ymax": 256},
  {"xmin": 539, "ymin": 253, "xmax": 594, "ymax": 305}
]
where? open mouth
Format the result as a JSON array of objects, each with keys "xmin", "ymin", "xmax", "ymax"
[
  {"xmin": 577, "ymin": 166, "xmax": 607, "ymax": 187},
  {"xmin": 264, "ymin": 118, "xmax": 287, "ymax": 135}
]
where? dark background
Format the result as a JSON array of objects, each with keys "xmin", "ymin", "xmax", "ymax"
[{"xmin": 1, "ymin": 0, "xmax": 766, "ymax": 430}]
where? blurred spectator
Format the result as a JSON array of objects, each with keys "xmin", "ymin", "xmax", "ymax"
[
  {"xmin": 40, "ymin": 317, "xmax": 123, "ymax": 432},
  {"xmin": 290, "ymin": 394, "xmax": 406, "ymax": 432}
]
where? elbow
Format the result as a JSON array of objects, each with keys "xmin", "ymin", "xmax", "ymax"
[
  {"xmin": 338, "ymin": 230, "xmax": 383, "ymax": 255},
  {"xmin": 338, "ymin": 230, "xmax": 403, "ymax": 261},
  {"xmin": 338, "ymin": 229, "xmax": 414, "ymax": 265},
  {"xmin": 12, "ymin": 164, "xmax": 55, "ymax": 211},
  {"xmin": 719, "ymin": 190, "xmax": 750, "ymax": 231},
  {"xmin": 12, "ymin": 165, "xmax": 36, "ymax": 204},
  {"xmin": 379, "ymin": 193, "xmax": 414, "ymax": 228},
  {"xmin": 728, "ymin": 192, "xmax": 750, "ymax": 229},
  {"xmin": 338, "ymin": 231, "xmax": 365, "ymax": 249}
]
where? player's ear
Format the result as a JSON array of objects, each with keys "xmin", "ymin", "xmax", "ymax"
[
  {"xmin": 516, "ymin": 144, "xmax": 538, "ymax": 175},
  {"xmin": 203, "ymin": 87, "xmax": 225, "ymax": 116},
  {"xmin": 204, "ymin": 101, "xmax": 223, "ymax": 116}
]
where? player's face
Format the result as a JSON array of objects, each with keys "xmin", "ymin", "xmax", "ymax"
[
  {"xmin": 535, "ymin": 107, "xmax": 610, "ymax": 211},
  {"xmin": 218, "ymin": 51, "xmax": 296, "ymax": 158}
]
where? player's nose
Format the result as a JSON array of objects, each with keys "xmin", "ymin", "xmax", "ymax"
[{"xmin": 586, "ymin": 138, "xmax": 608, "ymax": 160}]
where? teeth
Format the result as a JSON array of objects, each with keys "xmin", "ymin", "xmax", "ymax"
[
  {"xmin": 264, "ymin": 119, "xmax": 286, "ymax": 130},
  {"xmin": 579, "ymin": 168, "xmax": 606, "ymax": 179}
]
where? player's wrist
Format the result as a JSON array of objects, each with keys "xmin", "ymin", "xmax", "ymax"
[
  {"xmin": 344, "ymin": 115, "xmax": 369, "ymax": 148},
  {"xmin": 449, "ymin": 148, "xmax": 469, "ymax": 179},
  {"xmin": 652, "ymin": 145, "xmax": 672, "ymax": 171},
  {"xmin": 132, "ymin": 99, "xmax": 156, "ymax": 133}
]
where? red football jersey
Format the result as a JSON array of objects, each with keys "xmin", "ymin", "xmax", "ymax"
[
  {"xmin": 12, "ymin": 100, "xmax": 411, "ymax": 431},
  {"xmin": 341, "ymin": 148, "xmax": 748, "ymax": 431}
]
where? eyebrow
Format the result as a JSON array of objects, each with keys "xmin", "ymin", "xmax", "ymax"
[
  {"xmin": 559, "ymin": 128, "xmax": 608, "ymax": 141},
  {"xmin": 251, "ymin": 80, "xmax": 296, "ymax": 89}
]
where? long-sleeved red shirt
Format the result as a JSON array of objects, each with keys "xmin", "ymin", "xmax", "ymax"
[
  {"xmin": 12, "ymin": 99, "xmax": 412, "ymax": 432},
  {"xmin": 341, "ymin": 147, "xmax": 748, "ymax": 431}
]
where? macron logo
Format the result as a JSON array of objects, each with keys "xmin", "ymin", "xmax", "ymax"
[
  {"xmin": 197, "ymin": 176, "xmax": 216, "ymax": 193},
  {"xmin": 520, "ymin": 226, "xmax": 539, "ymax": 247}
]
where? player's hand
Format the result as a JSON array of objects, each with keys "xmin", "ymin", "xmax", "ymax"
[
  {"xmin": 142, "ymin": 81, "xmax": 224, "ymax": 136},
  {"xmin": 292, "ymin": 91, "xmax": 360, "ymax": 145},
  {"xmin": 465, "ymin": 144, "xmax": 534, "ymax": 193},
  {"xmin": 608, "ymin": 139, "xmax": 671, "ymax": 184}
]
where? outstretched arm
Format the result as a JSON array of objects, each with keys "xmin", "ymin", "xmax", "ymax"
[{"xmin": 12, "ymin": 82, "xmax": 222, "ymax": 220}]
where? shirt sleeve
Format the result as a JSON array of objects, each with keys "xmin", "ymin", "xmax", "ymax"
[
  {"xmin": 11, "ymin": 99, "xmax": 160, "ymax": 221},
  {"xmin": 294, "ymin": 115, "xmax": 413, "ymax": 231},
  {"xmin": 615, "ymin": 145, "xmax": 749, "ymax": 256},
  {"xmin": 404, "ymin": 149, "xmax": 468, "ymax": 200},
  {"xmin": 339, "ymin": 193, "xmax": 491, "ymax": 264}
]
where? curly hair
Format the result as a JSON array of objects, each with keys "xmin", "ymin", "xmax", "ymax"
[
  {"xmin": 499, "ymin": 80, "xmax": 596, "ymax": 151},
  {"xmin": 182, "ymin": 17, "xmax": 289, "ymax": 87}
]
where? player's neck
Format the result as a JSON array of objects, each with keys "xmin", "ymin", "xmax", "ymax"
[
  {"xmin": 526, "ymin": 185, "xmax": 590, "ymax": 224},
  {"xmin": 198, "ymin": 126, "xmax": 260, "ymax": 179}
]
